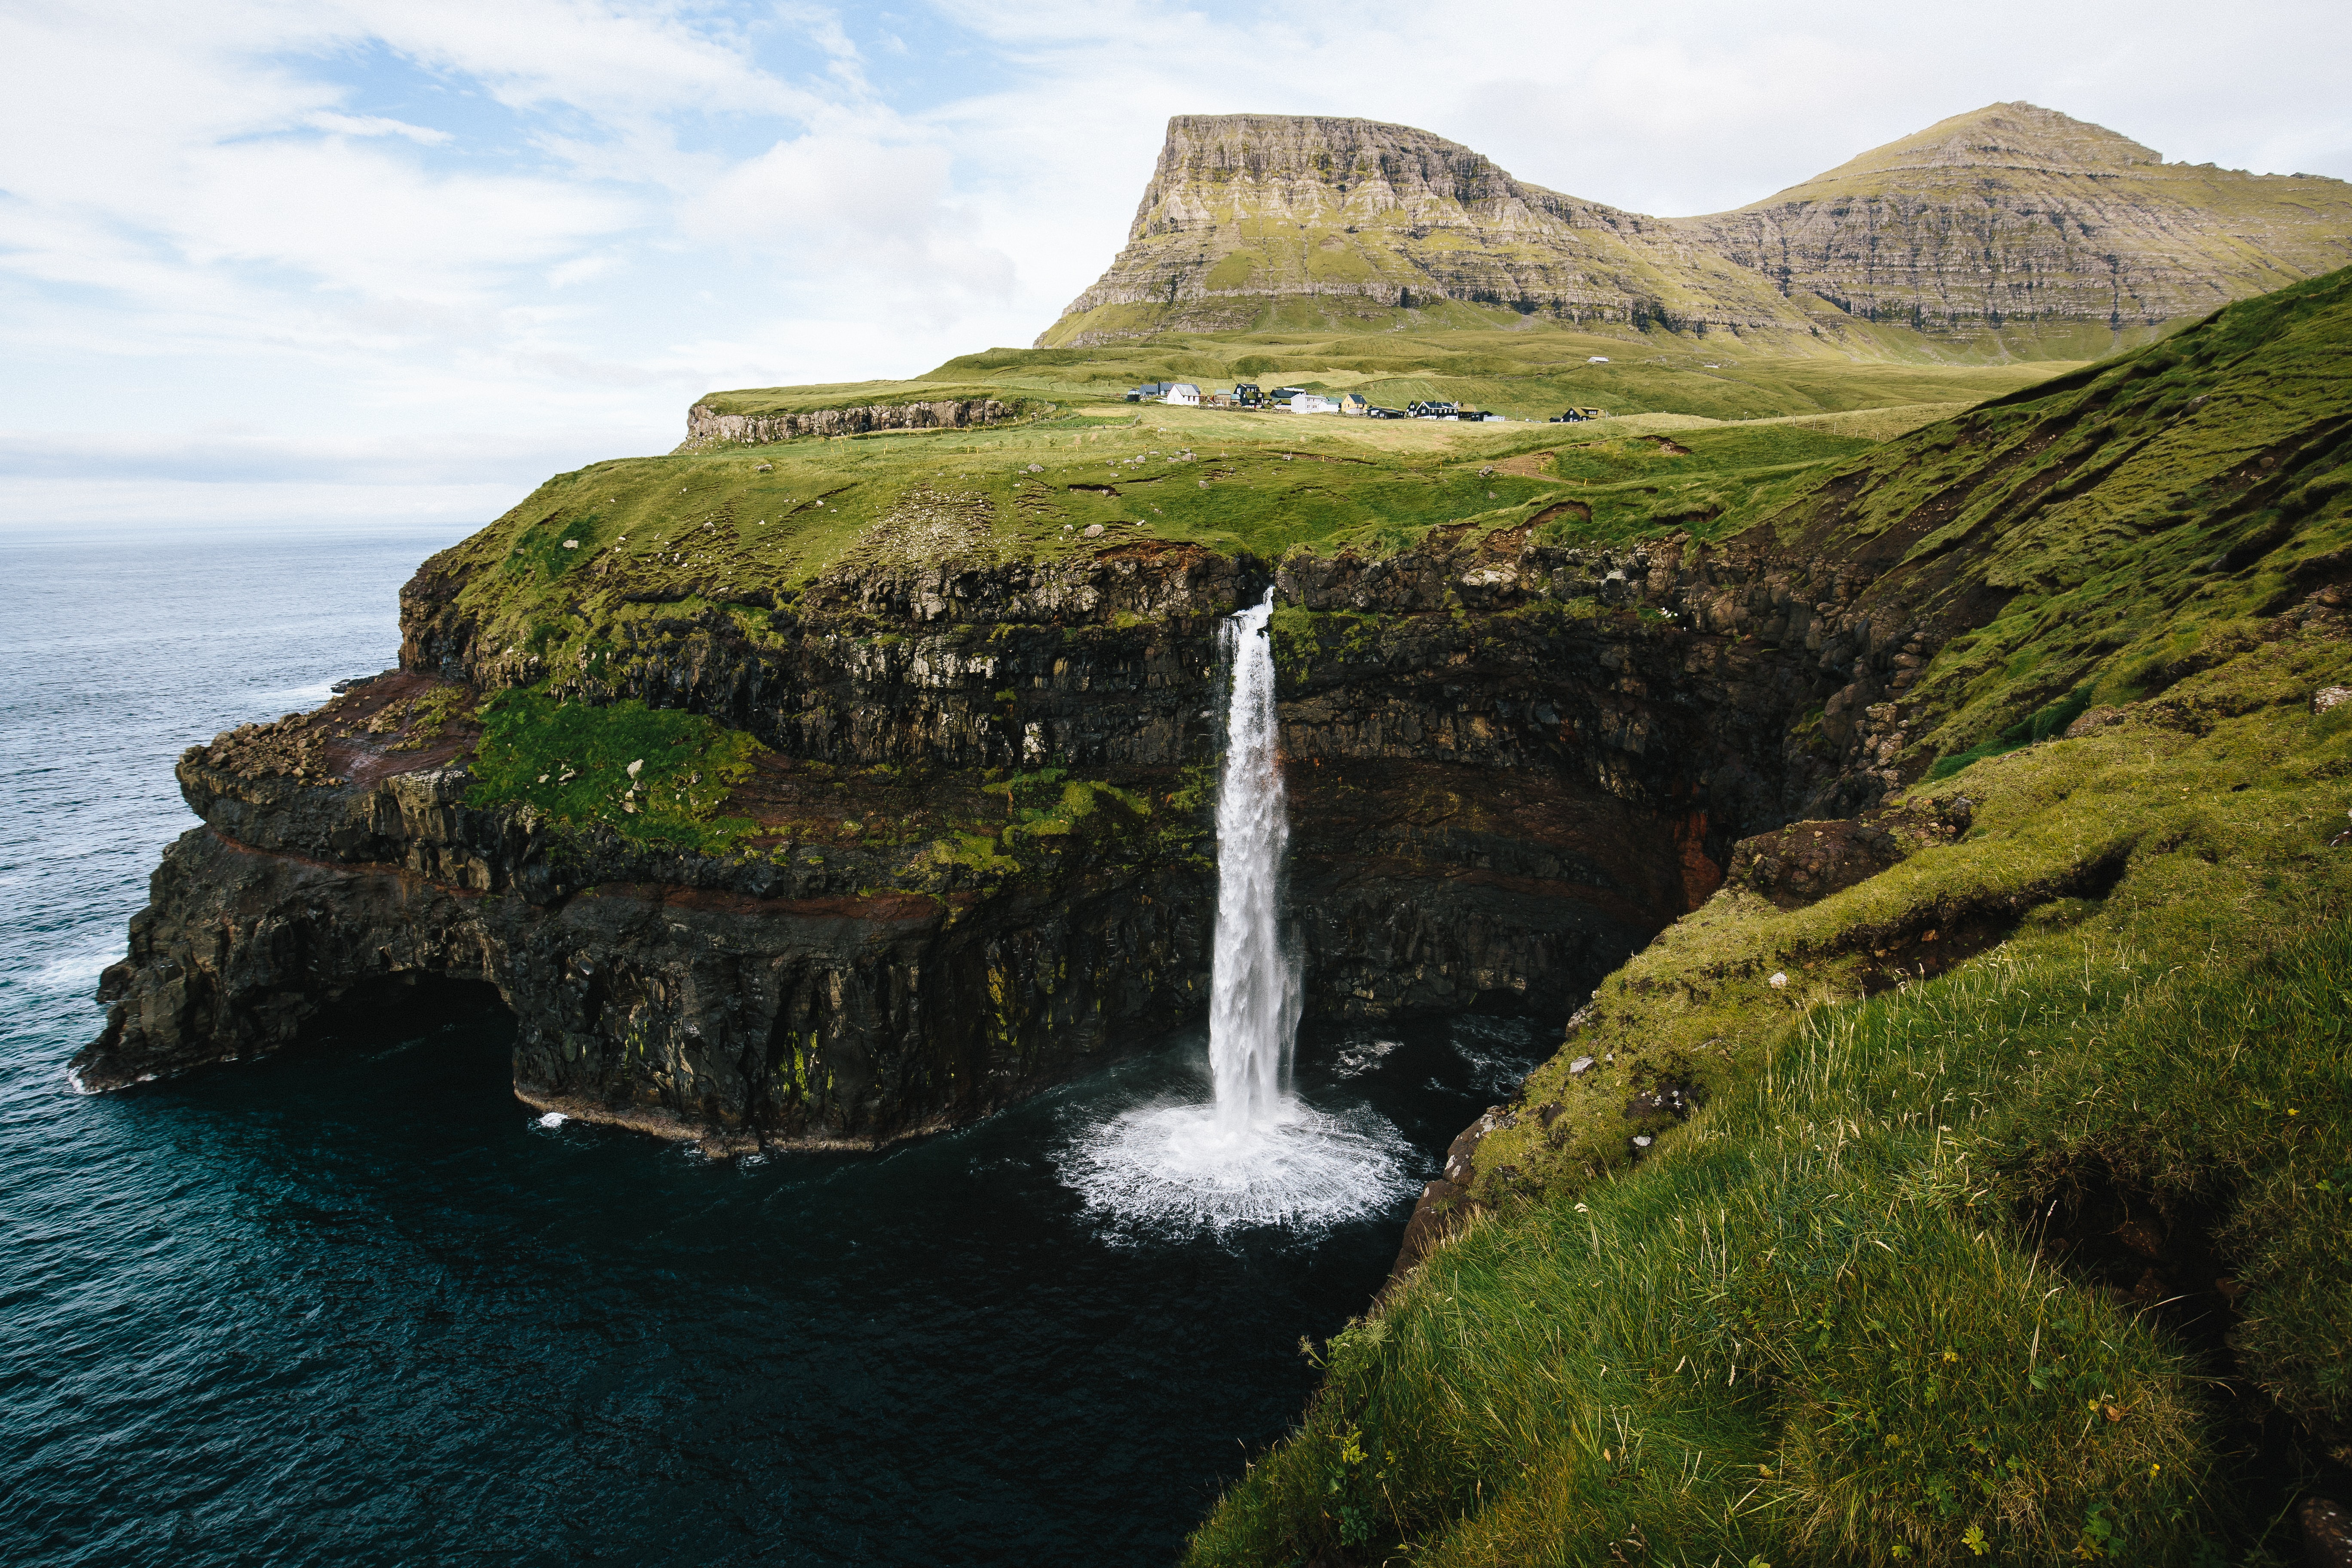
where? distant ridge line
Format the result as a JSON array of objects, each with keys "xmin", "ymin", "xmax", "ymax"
[{"xmin": 1039, "ymin": 102, "xmax": 2352, "ymax": 353}]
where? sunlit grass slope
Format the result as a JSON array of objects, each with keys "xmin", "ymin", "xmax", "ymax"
[
  {"xmin": 723, "ymin": 314, "xmax": 2077, "ymax": 426},
  {"xmin": 1185, "ymin": 271, "xmax": 2352, "ymax": 1566},
  {"xmin": 1192, "ymin": 653, "xmax": 2352, "ymax": 1567}
]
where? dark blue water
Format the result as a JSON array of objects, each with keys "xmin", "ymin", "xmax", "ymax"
[{"xmin": 0, "ymin": 527, "xmax": 1543, "ymax": 1566}]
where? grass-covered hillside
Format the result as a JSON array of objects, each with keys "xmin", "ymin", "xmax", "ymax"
[
  {"xmin": 418, "ymin": 395, "xmax": 1922, "ymax": 858},
  {"xmin": 430, "ymin": 352, "xmax": 2056, "ymax": 748},
  {"xmin": 1187, "ymin": 271, "xmax": 2352, "ymax": 1565},
  {"xmin": 704, "ymin": 317, "xmax": 2073, "ymax": 432}
]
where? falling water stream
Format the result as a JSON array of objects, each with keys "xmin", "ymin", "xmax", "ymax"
[
  {"xmin": 1207, "ymin": 591, "xmax": 1300, "ymax": 1135},
  {"xmin": 1059, "ymin": 592, "xmax": 1415, "ymax": 1235}
]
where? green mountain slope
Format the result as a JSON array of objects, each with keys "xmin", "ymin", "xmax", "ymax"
[
  {"xmin": 1185, "ymin": 270, "xmax": 2352, "ymax": 1567},
  {"xmin": 1039, "ymin": 105, "xmax": 2352, "ymax": 358}
]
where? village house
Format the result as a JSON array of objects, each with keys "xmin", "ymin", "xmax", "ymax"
[
  {"xmin": 1340, "ymin": 392, "xmax": 1369, "ymax": 416},
  {"xmin": 1163, "ymin": 383, "xmax": 1201, "ymax": 406}
]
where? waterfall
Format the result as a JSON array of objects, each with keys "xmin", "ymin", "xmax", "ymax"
[
  {"xmin": 1053, "ymin": 588, "xmax": 1413, "ymax": 1236},
  {"xmin": 1208, "ymin": 591, "xmax": 1299, "ymax": 1136}
]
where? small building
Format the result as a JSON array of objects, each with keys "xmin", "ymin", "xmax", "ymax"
[
  {"xmin": 1340, "ymin": 393, "xmax": 1369, "ymax": 416},
  {"xmin": 1163, "ymin": 383, "xmax": 1201, "ymax": 406},
  {"xmin": 1588, "ymin": 356, "xmax": 1611, "ymax": 364},
  {"xmin": 1231, "ymin": 383, "xmax": 1263, "ymax": 407},
  {"xmin": 1290, "ymin": 393, "xmax": 1336, "ymax": 414}
]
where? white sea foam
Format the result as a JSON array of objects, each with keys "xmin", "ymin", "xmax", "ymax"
[
  {"xmin": 28, "ymin": 943, "xmax": 125, "ymax": 992},
  {"xmin": 1451, "ymin": 1019, "xmax": 1543, "ymax": 1095},
  {"xmin": 1333, "ymin": 1037, "xmax": 1403, "ymax": 1078},
  {"xmin": 1059, "ymin": 592, "xmax": 1418, "ymax": 1239},
  {"xmin": 535, "ymin": 1112, "xmax": 567, "ymax": 1129},
  {"xmin": 1060, "ymin": 1097, "xmax": 1416, "ymax": 1239}
]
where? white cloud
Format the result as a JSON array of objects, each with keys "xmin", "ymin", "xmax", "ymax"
[
  {"xmin": 0, "ymin": 0, "xmax": 2346, "ymax": 528},
  {"xmin": 683, "ymin": 132, "xmax": 1019, "ymax": 318},
  {"xmin": 304, "ymin": 111, "xmax": 453, "ymax": 144}
]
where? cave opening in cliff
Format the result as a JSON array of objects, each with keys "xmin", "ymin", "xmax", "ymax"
[{"xmin": 298, "ymin": 973, "xmax": 518, "ymax": 1066}]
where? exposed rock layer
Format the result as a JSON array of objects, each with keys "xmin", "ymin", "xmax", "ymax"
[
  {"xmin": 1041, "ymin": 104, "xmax": 2352, "ymax": 347},
  {"xmin": 684, "ymin": 398, "xmax": 1020, "ymax": 447},
  {"xmin": 84, "ymin": 489, "xmax": 1978, "ymax": 1144}
]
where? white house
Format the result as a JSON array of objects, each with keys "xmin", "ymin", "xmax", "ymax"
[
  {"xmin": 1290, "ymin": 393, "xmax": 1337, "ymax": 414},
  {"xmin": 1163, "ymin": 383, "xmax": 1202, "ymax": 405}
]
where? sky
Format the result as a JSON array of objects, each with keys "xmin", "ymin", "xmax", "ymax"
[{"xmin": 3, "ymin": 0, "xmax": 2349, "ymax": 532}]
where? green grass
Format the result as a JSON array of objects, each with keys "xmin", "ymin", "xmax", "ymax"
[
  {"xmin": 1179, "ymin": 269, "xmax": 2352, "ymax": 1567},
  {"xmin": 905, "ymin": 325, "xmax": 2070, "ymax": 425},
  {"xmin": 415, "ymin": 400, "xmax": 1945, "ymax": 676},
  {"xmin": 1188, "ymin": 642, "xmax": 2352, "ymax": 1566},
  {"xmin": 1730, "ymin": 265, "xmax": 2352, "ymax": 772},
  {"xmin": 1921, "ymin": 686, "xmax": 2097, "ymax": 781},
  {"xmin": 466, "ymin": 689, "xmax": 766, "ymax": 853}
]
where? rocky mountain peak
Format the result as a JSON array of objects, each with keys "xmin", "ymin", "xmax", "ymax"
[
  {"xmin": 1125, "ymin": 113, "xmax": 1611, "ymax": 243},
  {"xmin": 1795, "ymin": 101, "xmax": 2162, "ymax": 187},
  {"xmin": 1039, "ymin": 107, "xmax": 2352, "ymax": 352}
]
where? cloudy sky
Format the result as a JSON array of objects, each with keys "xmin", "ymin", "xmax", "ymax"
[{"xmin": 4, "ymin": 0, "xmax": 2348, "ymax": 531}]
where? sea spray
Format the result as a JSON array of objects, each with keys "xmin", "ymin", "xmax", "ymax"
[{"xmin": 1058, "ymin": 591, "xmax": 1414, "ymax": 1237}]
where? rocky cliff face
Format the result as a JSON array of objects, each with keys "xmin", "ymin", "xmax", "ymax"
[
  {"xmin": 1687, "ymin": 102, "xmax": 2352, "ymax": 333},
  {"xmin": 1039, "ymin": 104, "xmax": 2352, "ymax": 348},
  {"xmin": 1042, "ymin": 113, "xmax": 1798, "ymax": 344},
  {"xmin": 684, "ymin": 397, "xmax": 1020, "ymax": 447},
  {"xmin": 74, "ymin": 670, "xmax": 1219, "ymax": 1150},
  {"xmin": 80, "ymin": 493, "xmax": 1959, "ymax": 1145}
]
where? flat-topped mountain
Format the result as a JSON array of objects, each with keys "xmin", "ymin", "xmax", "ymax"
[
  {"xmin": 1041, "ymin": 113, "xmax": 1788, "ymax": 343},
  {"xmin": 1041, "ymin": 103, "xmax": 2352, "ymax": 352}
]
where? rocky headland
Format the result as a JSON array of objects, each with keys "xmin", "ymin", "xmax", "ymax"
[{"xmin": 684, "ymin": 395, "xmax": 1026, "ymax": 449}]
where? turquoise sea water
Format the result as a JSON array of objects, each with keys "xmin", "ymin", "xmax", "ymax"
[{"xmin": 0, "ymin": 528, "xmax": 1544, "ymax": 1566}]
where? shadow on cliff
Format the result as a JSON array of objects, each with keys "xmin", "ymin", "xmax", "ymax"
[{"xmin": 293, "ymin": 974, "xmax": 517, "ymax": 1066}]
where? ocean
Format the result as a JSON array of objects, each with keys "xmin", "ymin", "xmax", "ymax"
[{"xmin": 0, "ymin": 526, "xmax": 1543, "ymax": 1566}]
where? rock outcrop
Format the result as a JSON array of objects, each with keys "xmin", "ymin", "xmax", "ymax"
[
  {"xmin": 1684, "ymin": 103, "xmax": 2352, "ymax": 333},
  {"xmin": 684, "ymin": 397, "xmax": 1021, "ymax": 447},
  {"xmin": 1039, "ymin": 104, "xmax": 2352, "ymax": 348},
  {"xmin": 1041, "ymin": 113, "xmax": 1796, "ymax": 344}
]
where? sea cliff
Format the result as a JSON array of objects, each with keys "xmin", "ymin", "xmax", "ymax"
[{"xmin": 77, "ymin": 503, "xmax": 1936, "ymax": 1145}]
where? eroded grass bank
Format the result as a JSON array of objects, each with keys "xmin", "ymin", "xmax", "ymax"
[{"xmin": 1188, "ymin": 639, "xmax": 2352, "ymax": 1565}]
